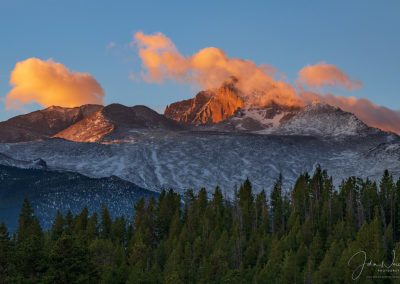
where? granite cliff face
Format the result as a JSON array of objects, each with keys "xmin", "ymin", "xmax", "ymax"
[{"xmin": 164, "ymin": 81, "xmax": 244, "ymax": 125}]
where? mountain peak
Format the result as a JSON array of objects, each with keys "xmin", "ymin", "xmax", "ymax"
[
  {"xmin": 54, "ymin": 103, "xmax": 182, "ymax": 142},
  {"xmin": 304, "ymin": 102, "xmax": 340, "ymax": 112},
  {"xmin": 209, "ymin": 103, "xmax": 299, "ymax": 133},
  {"xmin": 0, "ymin": 104, "xmax": 102, "ymax": 143},
  {"xmin": 277, "ymin": 103, "xmax": 376, "ymax": 137},
  {"xmin": 165, "ymin": 82, "xmax": 244, "ymax": 124},
  {"xmin": 44, "ymin": 104, "xmax": 102, "ymax": 112},
  {"xmin": 204, "ymin": 100, "xmax": 382, "ymax": 138}
]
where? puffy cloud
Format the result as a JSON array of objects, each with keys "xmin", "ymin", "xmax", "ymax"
[
  {"xmin": 134, "ymin": 32, "xmax": 400, "ymax": 134},
  {"xmin": 134, "ymin": 31, "xmax": 302, "ymax": 107},
  {"xmin": 6, "ymin": 58, "xmax": 104, "ymax": 109},
  {"xmin": 135, "ymin": 32, "xmax": 189, "ymax": 83},
  {"xmin": 297, "ymin": 62, "xmax": 361, "ymax": 90},
  {"xmin": 297, "ymin": 63, "xmax": 400, "ymax": 133}
]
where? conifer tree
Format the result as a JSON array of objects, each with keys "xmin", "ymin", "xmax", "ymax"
[
  {"xmin": 3, "ymin": 168, "xmax": 400, "ymax": 283},
  {"xmin": 271, "ymin": 174, "xmax": 284, "ymax": 236},
  {"xmin": 51, "ymin": 210, "xmax": 64, "ymax": 241},
  {"xmin": 15, "ymin": 199, "xmax": 45, "ymax": 281},
  {"xmin": 101, "ymin": 205, "xmax": 112, "ymax": 239},
  {"xmin": 74, "ymin": 206, "xmax": 89, "ymax": 235},
  {"xmin": 380, "ymin": 170, "xmax": 395, "ymax": 231},
  {"xmin": 237, "ymin": 178, "xmax": 255, "ymax": 237},
  {"xmin": 87, "ymin": 212, "xmax": 99, "ymax": 240},
  {"xmin": 313, "ymin": 240, "xmax": 344, "ymax": 283},
  {"xmin": 0, "ymin": 223, "xmax": 11, "ymax": 283},
  {"xmin": 258, "ymin": 238, "xmax": 283, "ymax": 283},
  {"xmin": 46, "ymin": 232, "xmax": 97, "ymax": 283}
]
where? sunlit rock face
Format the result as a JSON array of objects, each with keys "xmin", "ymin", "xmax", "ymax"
[
  {"xmin": 54, "ymin": 104, "xmax": 183, "ymax": 142},
  {"xmin": 54, "ymin": 110, "xmax": 114, "ymax": 142},
  {"xmin": 0, "ymin": 104, "xmax": 102, "ymax": 143},
  {"xmin": 164, "ymin": 80, "xmax": 245, "ymax": 125}
]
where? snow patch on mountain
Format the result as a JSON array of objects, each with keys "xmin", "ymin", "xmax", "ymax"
[
  {"xmin": 233, "ymin": 108, "xmax": 288, "ymax": 131},
  {"xmin": 0, "ymin": 130, "xmax": 398, "ymax": 196},
  {"xmin": 208, "ymin": 103, "xmax": 381, "ymax": 138},
  {"xmin": 276, "ymin": 103, "xmax": 376, "ymax": 137},
  {"xmin": 206, "ymin": 104, "xmax": 298, "ymax": 133}
]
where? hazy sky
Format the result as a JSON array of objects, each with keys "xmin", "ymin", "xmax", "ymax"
[{"xmin": 0, "ymin": 0, "xmax": 399, "ymax": 121}]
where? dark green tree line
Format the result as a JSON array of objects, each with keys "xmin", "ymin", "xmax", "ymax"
[{"xmin": 1, "ymin": 167, "xmax": 400, "ymax": 283}]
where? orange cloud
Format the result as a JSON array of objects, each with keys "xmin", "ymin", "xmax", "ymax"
[
  {"xmin": 297, "ymin": 62, "xmax": 362, "ymax": 90},
  {"xmin": 6, "ymin": 58, "xmax": 104, "ymax": 109},
  {"xmin": 134, "ymin": 32, "xmax": 400, "ymax": 134},
  {"xmin": 298, "ymin": 64, "xmax": 400, "ymax": 134},
  {"xmin": 134, "ymin": 32, "xmax": 302, "ymax": 107}
]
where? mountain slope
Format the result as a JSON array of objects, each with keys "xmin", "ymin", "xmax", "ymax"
[
  {"xmin": 207, "ymin": 102, "xmax": 382, "ymax": 138},
  {"xmin": 165, "ymin": 80, "xmax": 244, "ymax": 124},
  {"xmin": 275, "ymin": 103, "xmax": 378, "ymax": 136},
  {"xmin": 164, "ymin": 80, "xmax": 383, "ymax": 138},
  {"xmin": 0, "ymin": 104, "xmax": 102, "ymax": 142},
  {"xmin": 0, "ymin": 164, "xmax": 158, "ymax": 230},
  {"xmin": 1, "ymin": 129, "xmax": 397, "ymax": 196},
  {"xmin": 0, "ymin": 96, "xmax": 387, "ymax": 143},
  {"xmin": 55, "ymin": 104, "xmax": 183, "ymax": 142},
  {"xmin": 0, "ymin": 152, "xmax": 47, "ymax": 169},
  {"xmin": 208, "ymin": 103, "xmax": 299, "ymax": 133}
]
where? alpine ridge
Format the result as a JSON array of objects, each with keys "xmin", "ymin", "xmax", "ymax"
[
  {"xmin": 0, "ymin": 104, "xmax": 102, "ymax": 142},
  {"xmin": 164, "ymin": 79, "xmax": 245, "ymax": 125},
  {"xmin": 54, "ymin": 104, "xmax": 183, "ymax": 142},
  {"xmin": 0, "ymin": 82, "xmax": 389, "ymax": 143},
  {"xmin": 0, "ymin": 84, "xmax": 398, "ymax": 195},
  {"xmin": 208, "ymin": 102, "xmax": 381, "ymax": 137}
]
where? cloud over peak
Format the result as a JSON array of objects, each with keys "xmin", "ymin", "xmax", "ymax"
[
  {"xmin": 134, "ymin": 32, "xmax": 400, "ymax": 134},
  {"xmin": 6, "ymin": 58, "xmax": 104, "ymax": 109},
  {"xmin": 134, "ymin": 31, "xmax": 302, "ymax": 107},
  {"xmin": 297, "ymin": 62, "xmax": 362, "ymax": 90}
]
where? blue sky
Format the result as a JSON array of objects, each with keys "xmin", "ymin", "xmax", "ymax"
[{"xmin": 0, "ymin": 0, "xmax": 399, "ymax": 121}]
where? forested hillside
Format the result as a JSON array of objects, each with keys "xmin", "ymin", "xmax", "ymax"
[
  {"xmin": 0, "ymin": 165, "xmax": 158, "ymax": 230},
  {"xmin": 1, "ymin": 167, "xmax": 399, "ymax": 283}
]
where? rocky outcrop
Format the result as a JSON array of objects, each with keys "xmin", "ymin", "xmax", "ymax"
[
  {"xmin": 54, "ymin": 104, "xmax": 183, "ymax": 142},
  {"xmin": 0, "ymin": 104, "xmax": 102, "ymax": 142},
  {"xmin": 165, "ymin": 81, "xmax": 244, "ymax": 125}
]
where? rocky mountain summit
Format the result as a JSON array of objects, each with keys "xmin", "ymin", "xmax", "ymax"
[
  {"xmin": 164, "ymin": 80, "xmax": 244, "ymax": 125},
  {"xmin": 0, "ymin": 104, "xmax": 101, "ymax": 142},
  {"xmin": 54, "ymin": 104, "xmax": 182, "ymax": 142},
  {"xmin": 208, "ymin": 102, "xmax": 380, "ymax": 137},
  {"xmin": 0, "ymin": 84, "xmax": 398, "ymax": 196}
]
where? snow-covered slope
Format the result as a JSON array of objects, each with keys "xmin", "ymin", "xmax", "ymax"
[
  {"xmin": 0, "ymin": 96, "xmax": 397, "ymax": 197},
  {"xmin": 208, "ymin": 104, "xmax": 299, "ymax": 133},
  {"xmin": 207, "ymin": 102, "xmax": 381, "ymax": 138},
  {"xmin": 0, "ymin": 152, "xmax": 47, "ymax": 169},
  {"xmin": 0, "ymin": 130, "xmax": 397, "ymax": 196},
  {"xmin": 0, "ymin": 164, "xmax": 158, "ymax": 230},
  {"xmin": 276, "ymin": 103, "xmax": 378, "ymax": 137}
]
